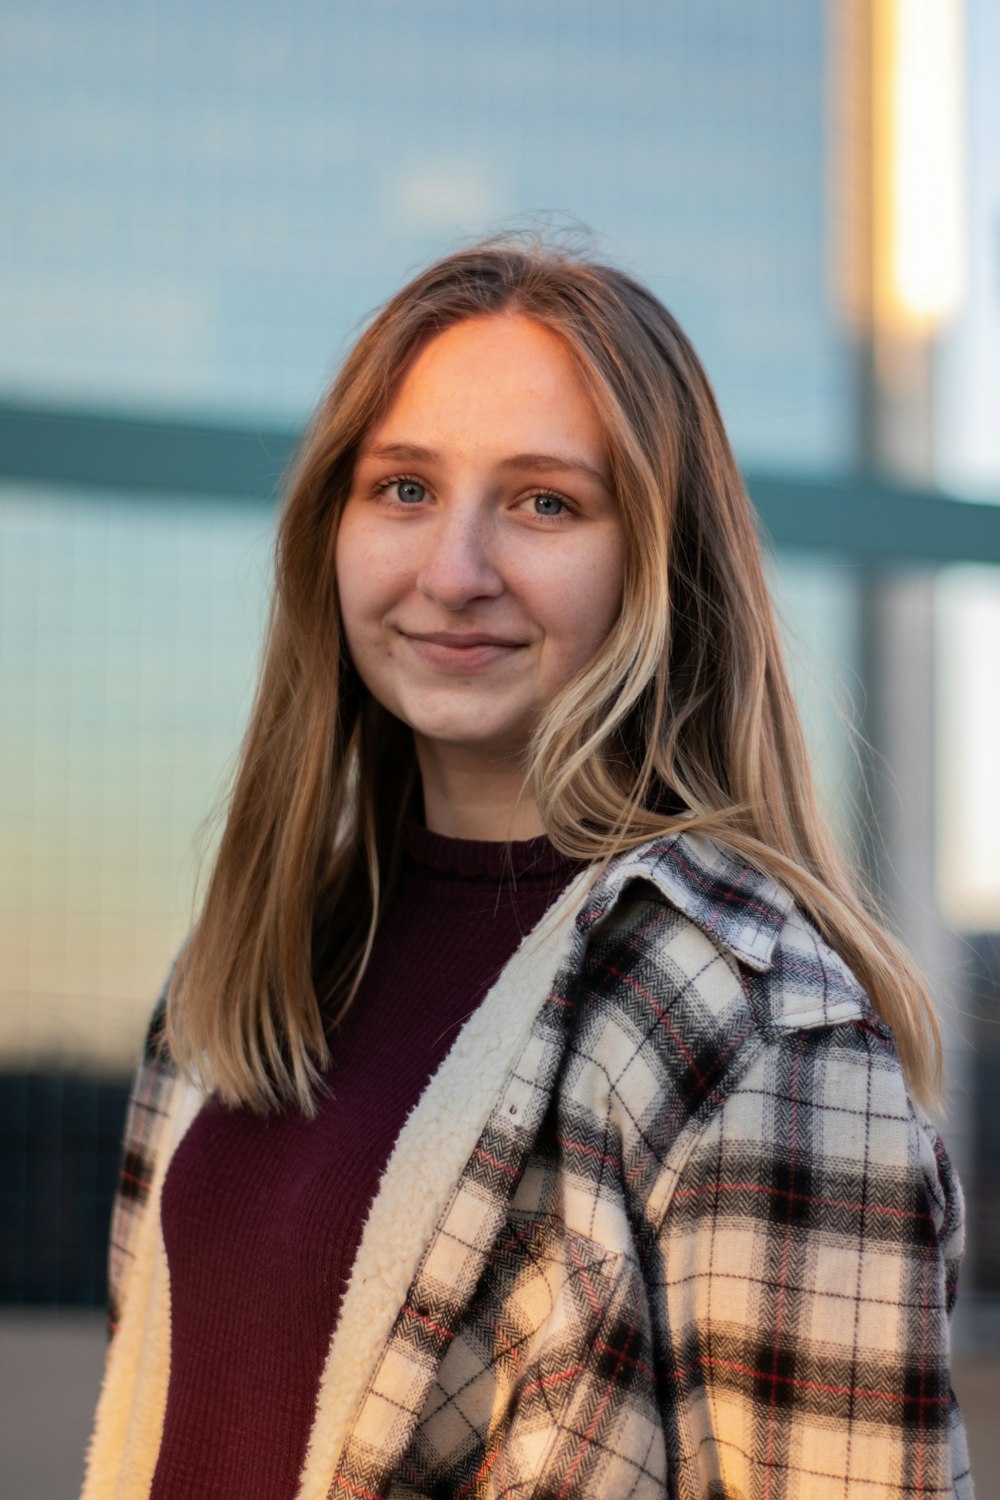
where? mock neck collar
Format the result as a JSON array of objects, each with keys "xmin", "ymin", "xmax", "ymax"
[{"xmin": 401, "ymin": 817, "xmax": 580, "ymax": 881}]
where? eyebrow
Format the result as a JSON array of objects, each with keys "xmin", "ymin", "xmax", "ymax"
[{"xmin": 360, "ymin": 441, "xmax": 611, "ymax": 490}]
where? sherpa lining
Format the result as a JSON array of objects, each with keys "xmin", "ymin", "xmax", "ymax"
[{"xmin": 294, "ymin": 866, "xmax": 593, "ymax": 1496}]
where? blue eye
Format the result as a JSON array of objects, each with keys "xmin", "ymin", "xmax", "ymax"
[
  {"xmin": 394, "ymin": 478, "xmax": 426, "ymax": 505},
  {"xmin": 533, "ymin": 493, "xmax": 565, "ymax": 516}
]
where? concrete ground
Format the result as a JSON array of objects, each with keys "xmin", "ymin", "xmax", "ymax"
[{"xmin": 2, "ymin": 1309, "xmax": 997, "ymax": 1498}]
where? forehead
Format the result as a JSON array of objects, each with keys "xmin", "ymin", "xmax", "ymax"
[{"xmin": 365, "ymin": 313, "xmax": 607, "ymax": 460}]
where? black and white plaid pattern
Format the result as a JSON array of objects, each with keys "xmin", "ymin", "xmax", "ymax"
[
  {"xmin": 105, "ymin": 833, "xmax": 974, "ymax": 1497},
  {"xmin": 106, "ymin": 976, "xmax": 176, "ymax": 1337}
]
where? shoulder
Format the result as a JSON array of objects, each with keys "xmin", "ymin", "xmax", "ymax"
[
  {"xmin": 126, "ymin": 983, "xmax": 182, "ymax": 1140},
  {"xmin": 573, "ymin": 834, "xmax": 964, "ymax": 1239},
  {"xmin": 107, "ymin": 946, "xmax": 186, "ymax": 1334},
  {"xmin": 566, "ymin": 832, "xmax": 962, "ymax": 1225},
  {"xmin": 563, "ymin": 831, "xmax": 905, "ymax": 1146},
  {"xmin": 575, "ymin": 829, "xmax": 874, "ymax": 1042},
  {"xmin": 128, "ymin": 942, "xmax": 186, "ymax": 1126}
]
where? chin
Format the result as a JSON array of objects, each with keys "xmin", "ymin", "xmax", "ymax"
[
  {"xmin": 393, "ymin": 688, "xmax": 532, "ymax": 749},
  {"xmin": 409, "ymin": 714, "xmax": 534, "ymax": 761},
  {"xmin": 420, "ymin": 725, "xmax": 527, "ymax": 754}
]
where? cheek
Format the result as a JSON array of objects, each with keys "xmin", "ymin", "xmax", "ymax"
[
  {"xmin": 335, "ymin": 517, "xmax": 393, "ymax": 630},
  {"xmin": 549, "ymin": 543, "xmax": 625, "ymax": 663},
  {"xmin": 335, "ymin": 532, "xmax": 385, "ymax": 676},
  {"xmin": 333, "ymin": 542, "xmax": 359, "ymax": 648}
]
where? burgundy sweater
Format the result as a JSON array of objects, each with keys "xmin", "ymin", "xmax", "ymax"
[{"xmin": 150, "ymin": 822, "xmax": 579, "ymax": 1500}]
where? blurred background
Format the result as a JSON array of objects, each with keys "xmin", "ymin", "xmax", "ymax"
[{"xmin": 2, "ymin": 0, "xmax": 999, "ymax": 1493}]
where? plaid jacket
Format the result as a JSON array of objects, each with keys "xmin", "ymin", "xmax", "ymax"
[{"xmin": 83, "ymin": 832, "xmax": 974, "ymax": 1499}]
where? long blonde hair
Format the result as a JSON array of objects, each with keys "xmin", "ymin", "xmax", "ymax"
[{"xmin": 165, "ymin": 234, "xmax": 941, "ymax": 1116}]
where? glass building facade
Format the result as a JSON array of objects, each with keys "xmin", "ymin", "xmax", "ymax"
[
  {"xmin": 2, "ymin": 0, "xmax": 849, "ymax": 465},
  {"xmin": 1, "ymin": 0, "xmax": 874, "ymax": 1074}
]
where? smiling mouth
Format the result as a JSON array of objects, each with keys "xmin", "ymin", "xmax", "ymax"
[
  {"xmin": 404, "ymin": 631, "xmax": 526, "ymax": 648},
  {"xmin": 400, "ymin": 631, "xmax": 527, "ymax": 673}
]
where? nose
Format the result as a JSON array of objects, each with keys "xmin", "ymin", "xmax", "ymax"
[{"xmin": 415, "ymin": 507, "xmax": 505, "ymax": 610}]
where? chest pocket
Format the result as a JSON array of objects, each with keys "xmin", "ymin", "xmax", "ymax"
[{"xmin": 392, "ymin": 1215, "xmax": 667, "ymax": 1499}]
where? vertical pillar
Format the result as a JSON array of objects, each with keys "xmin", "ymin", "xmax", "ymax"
[{"xmin": 845, "ymin": 0, "xmax": 974, "ymax": 1340}]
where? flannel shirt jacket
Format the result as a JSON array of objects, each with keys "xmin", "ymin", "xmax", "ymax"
[{"xmin": 84, "ymin": 831, "xmax": 973, "ymax": 1499}]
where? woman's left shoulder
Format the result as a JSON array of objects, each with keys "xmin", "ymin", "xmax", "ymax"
[
  {"xmin": 573, "ymin": 831, "xmax": 944, "ymax": 1146},
  {"xmin": 576, "ymin": 830, "xmax": 876, "ymax": 1055}
]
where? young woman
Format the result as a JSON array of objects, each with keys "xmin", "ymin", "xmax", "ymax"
[{"xmin": 83, "ymin": 238, "xmax": 973, "ymax": 1499}]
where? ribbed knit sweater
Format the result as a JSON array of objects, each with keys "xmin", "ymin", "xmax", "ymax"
[{"xmin": 149, "ymin": 821, "xmax": 579, "ymax": 1500}]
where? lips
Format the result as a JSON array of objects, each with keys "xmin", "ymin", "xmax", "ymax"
[
  {"xmin": 399, "ymin": 629, "xmax": 527, "ymax": 674},
  {"xmin": 404, "ymin": 631, "xmax": 526, "ymax": 649}
]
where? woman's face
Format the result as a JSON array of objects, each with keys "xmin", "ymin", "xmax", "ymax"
[{"xmin": 336, "ymin": 312, "xmax": 626, "ymax": 773}]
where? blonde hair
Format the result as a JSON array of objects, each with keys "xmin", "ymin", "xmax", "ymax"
[{"xmin": 165, "ymin": 234, "xmax": 942, "ymax": 1116}]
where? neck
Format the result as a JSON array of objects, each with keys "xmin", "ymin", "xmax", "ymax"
[{"xmin": 414, "ymin": 737, "xmax": 545, "ymax": 841}]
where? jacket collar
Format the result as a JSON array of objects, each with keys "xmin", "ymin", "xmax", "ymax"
[{"xmin": 577, "ymin": 829, "xmax": 796, "ymax": 973}]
